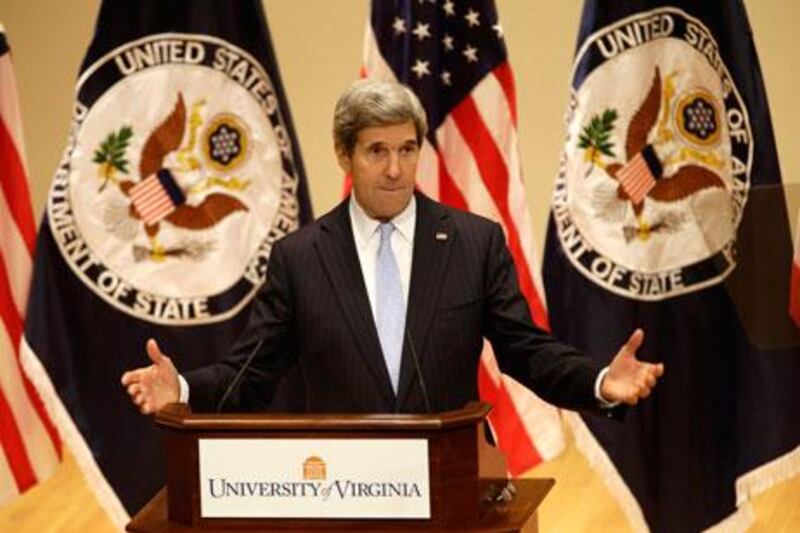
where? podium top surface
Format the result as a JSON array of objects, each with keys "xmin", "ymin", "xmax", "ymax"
[{"xmin": 154, "ymin": 402, "xmax": 492, "ymax": 433}]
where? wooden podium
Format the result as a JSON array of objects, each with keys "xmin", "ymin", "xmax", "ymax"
[{"xmin": 127, "ymin": 402, "xmax": 553, "ymax": 532}]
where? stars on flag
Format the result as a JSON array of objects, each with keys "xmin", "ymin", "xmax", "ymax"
[
  {"xmin": 463, "ymin": 44, "xmax": 478, "ymax": 63},
  {"xmin": 378, "ymin": 1, "xmax": 506, "ymax": 96},
  {"xmin": 413, "ymin": 22, "xmax": 431, "ymax": 41},
  {"xmin": 464, "ymin": 8, "xmax": 480, "ymax": 27},
  {"xmin": 493, "ymin": 23, "xmax": 504, "ymax": 38},
  {"xmin": 393, "ymin": 17, "xmax": 407, "ymax": 35},
  {"xmin": 442, "ymin": 33, "xmax": 454, "ymax": 51},
  {"xmin": 442, "ymin": 0, "xmax": 455, "ymax": 17},
  {"xmin": 412, "ymin": 59, "xmax": 431, "ymax": 78}
]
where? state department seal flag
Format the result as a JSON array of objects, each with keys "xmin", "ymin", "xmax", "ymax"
[
  {"xmin": 19, "ymin": 0, "xmax": 311, "ymax": 524},
  {"xmin": 362, "ymin": 0, "xmax": 565, "ymax": 476},
  {"xmin": 543, "ymin": 1, "xmax": 800, "ymax": 531}
]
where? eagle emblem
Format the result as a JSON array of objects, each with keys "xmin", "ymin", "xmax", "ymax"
[
  {"xmin": 579, "ymin": 67, "xmax": 729, "ymax": 243},
  {"xmin": 94, "ymin": 92, "xmax": 250, "ymax": 262},
  {"xmin": 49, "ymin": 32, "xmax": 304, "ymax": 324}
]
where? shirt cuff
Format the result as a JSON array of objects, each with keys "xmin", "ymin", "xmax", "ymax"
[
  {"xmin": 594, "ymin": 366, "xmax": 620, "ymax": 408},
  {"xmin": 178, "ymin": 374, "xmax": 189, "ymax": 404}
]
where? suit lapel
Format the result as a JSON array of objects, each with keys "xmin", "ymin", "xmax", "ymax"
[
  {"xmin": 397, "ymin": 194, "xmax": 454, "ymax": 408},
  {"xmin": 315, "ymin": 199, "xmax": 395, "ymax": 405}
]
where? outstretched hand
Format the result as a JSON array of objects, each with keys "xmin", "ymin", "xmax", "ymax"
[
  {"xmin": 120, "ymin": 339, "xmax": 180, "ymax": 415},
  {"xmin": 600, "ymin": 328, "xmax": 664, "ymax": 405}
]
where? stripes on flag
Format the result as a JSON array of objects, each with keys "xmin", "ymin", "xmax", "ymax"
[
  {"xmin": 129, "ymin": 169, "xmax": 185, "ymax": 225},
  {"xmin": 790, "ymin": 209, "xmax": 800, "ymax": 326},
  {"xmin": 617, "ymin": 144, "xmax": 662, "ymax": 204},
  {"xmin": 0, "ymin": 26, "xmax": 62, "ymax": 504},
  {"xmin": 363, "ymin": 1, "xmax": 564, "ymax": 475}
]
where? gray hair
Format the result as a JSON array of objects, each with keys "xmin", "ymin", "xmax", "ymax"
[{"xmin": 333, "ymin": 79, "xmax": 428, "ymax": 154}]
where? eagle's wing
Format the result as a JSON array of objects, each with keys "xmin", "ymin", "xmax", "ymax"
[
  {"xmin": 164, "ymin": 193, "xmax": 248, "ymax": 230},
  {"xmin": 626, "ymin": 68, "xmax": 661, "ymax": 160},
  {"xmin": 649, "ymin": 165, "xmax": 725, "ymax": 202},
  {"xmin": 139, "ymin": 93, "xmax": 186, "ymax": 179}
]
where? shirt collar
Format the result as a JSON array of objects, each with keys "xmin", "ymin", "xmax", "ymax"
[{"xmin": 349, "ymin": 194, "xmax": 416, "ymax": 244}]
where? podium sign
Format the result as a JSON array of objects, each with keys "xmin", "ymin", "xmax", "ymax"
[{"xmin": 198, "ymin": 438, "xmax": 430, "ymax": 518}]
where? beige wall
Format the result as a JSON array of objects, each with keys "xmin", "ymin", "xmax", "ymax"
[{"xmin": 1, "ymin": 0, "xmax": 798, "ymax": 253}]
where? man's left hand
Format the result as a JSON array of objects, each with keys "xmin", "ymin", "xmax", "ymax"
[{"xmin": 601, "ymin": 328, "xmax": 664, "ymax": 405}]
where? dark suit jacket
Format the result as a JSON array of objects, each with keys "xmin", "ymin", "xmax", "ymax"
[{"xmin": 185, "ymin": 193, "xmax": 603, "ymax": 414}]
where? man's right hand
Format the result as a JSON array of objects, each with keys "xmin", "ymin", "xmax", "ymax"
[{"xmin": 120, "ymin": 339, "xmax": 180, "ymax": 415}]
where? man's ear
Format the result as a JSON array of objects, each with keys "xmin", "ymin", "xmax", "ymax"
[{"xmin": 335, "ymin": 146, "xmax": 351, "ymax": 174}]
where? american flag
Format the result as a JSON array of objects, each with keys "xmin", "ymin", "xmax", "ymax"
[
  {"xmin": 0, "ymin": 25, "xmax": 61, "ymax": 504},
  {"xmin": 363, "ymin": 0, "xmax": 564, "ymax": 473},
  {"xmin": 129, "ymin": 169, "xmax": 186, "ymax": 225}
]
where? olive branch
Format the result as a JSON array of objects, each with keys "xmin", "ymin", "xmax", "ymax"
[
  {"xmin": 578, "ymin": 109, "xmax": 618, "ymax": 176},
  {"xmin": 93, "ymin": 126, "xmax": 133, "ymax": 192}
]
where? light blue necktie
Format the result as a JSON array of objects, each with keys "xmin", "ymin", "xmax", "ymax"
[{"xmin": 376, "ymin": 222, "xmax": 405, "ymax": 394}]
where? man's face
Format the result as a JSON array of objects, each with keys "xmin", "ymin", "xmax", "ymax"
[{"xmin": 337, "ymin": 121, "xmax": 419, "ymax": 221}]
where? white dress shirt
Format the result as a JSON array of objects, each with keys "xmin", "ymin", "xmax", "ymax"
[{"xmin": 349, "ymin": 194, "xmax": 416, "ymax": 317}]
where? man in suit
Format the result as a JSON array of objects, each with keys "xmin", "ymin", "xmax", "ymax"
[{"xmin": 122, "ymin": 79, "xmax": 663, "ymax": 415}]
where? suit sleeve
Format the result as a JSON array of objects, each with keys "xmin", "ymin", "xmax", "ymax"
[
  {"xmin": 483, "ymin": 223, "xmax": 603, "ymax": 412},
  {"xmin": 184, "ymin": 239, "xmax": 297, "ymax": 412}
]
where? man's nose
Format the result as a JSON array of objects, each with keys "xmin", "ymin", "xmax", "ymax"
[{"xmin": 386, "ymin": 151, "xmax": 402, "ymax": 179}]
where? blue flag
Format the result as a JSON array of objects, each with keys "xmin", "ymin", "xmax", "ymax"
[
  {"xmin": 21, "ymin": 0, "xmax": 312, "ymax": 523},
  {"xmin": 543, "ymin": 1, "xmax": 800, "ymax": 530}
]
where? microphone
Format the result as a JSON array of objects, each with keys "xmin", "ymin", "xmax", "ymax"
[
  {"xmin": 482, "ymin": 480, "xmax": 517, "ymax": 504},
  {"xmin": 215, "ymin": 337, "xmax": 265, "ymax": 413},
  {"xmin": 405, "ymin": 327, "xmax": 432, "ymax": 413}
]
